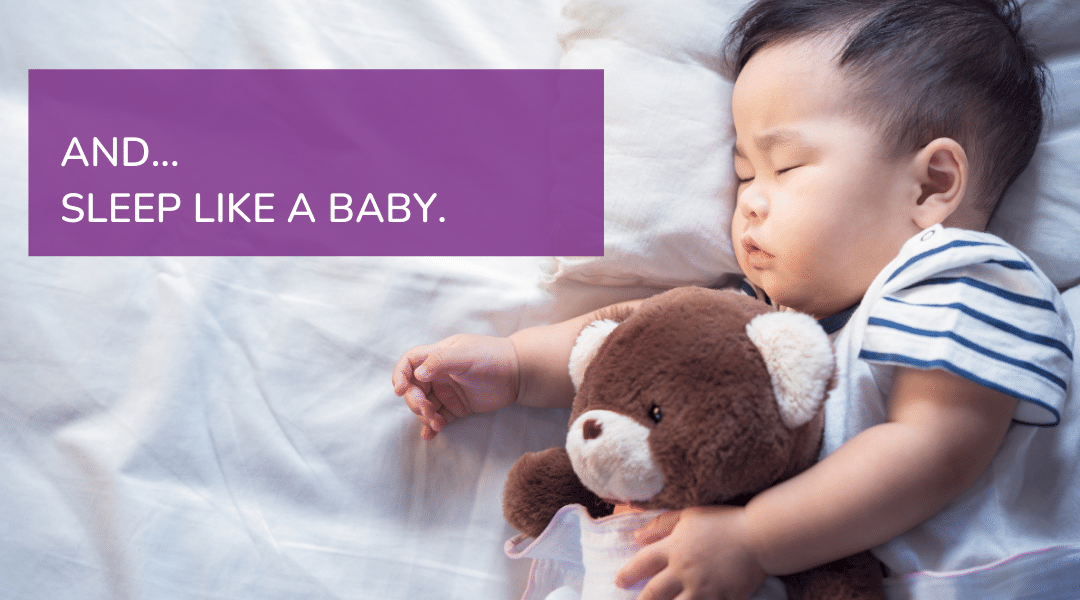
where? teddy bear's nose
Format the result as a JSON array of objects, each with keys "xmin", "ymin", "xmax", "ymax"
[{"xmin": 582, "ymin": 418, "xmax": 603, "ymax": 440}]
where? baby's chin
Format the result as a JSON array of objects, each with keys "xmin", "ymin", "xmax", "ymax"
[
  {"xmin": 756, "ymin": 284, "xmax": 817, "ymax": 315},
  {"xmin": 754, "ymin": 274, "xmax": 863, "ymax": 318},
  {"xmin": 747, "ymin": 273, "xmax": 820, "ymax": 317}
]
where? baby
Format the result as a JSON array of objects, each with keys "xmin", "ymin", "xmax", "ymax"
[{"xmin": 394, "ymin": 0, "xmax": 1076, "ymax": 598}]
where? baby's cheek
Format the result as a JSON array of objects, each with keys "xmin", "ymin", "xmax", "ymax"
[
  {"xmin": 733, "ymin": 248, "xmax": 753, "ymax": 280},
  {"xmin": 729, "ymin": 212, "xmax": 743, "ymax": 240}
]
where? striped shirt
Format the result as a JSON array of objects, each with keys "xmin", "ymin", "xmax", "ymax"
[
  {"xmin": 739, "ymin": 223, "xmax": 1073, "ymax": 431},
  {"xmin": 819, "ymin": 225, "xmax": 1078, "ymax": 579},
  {"xmin": 858, "ymin": 226, "xmax": 1072, "ymax": 426}
]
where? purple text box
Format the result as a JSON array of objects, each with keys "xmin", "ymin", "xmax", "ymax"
[{"xmin": 29, "ymin": 69, "xmax": 603, "ymax": 256}]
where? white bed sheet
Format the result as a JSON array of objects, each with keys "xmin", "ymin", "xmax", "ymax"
[
  {"xmin": 3, "ymin": 2, "xmax": 1080, "ymax": 600},
  {"xmin": 1, "ymin": 1, "xmax": 603, "ymax": 598},
  {"xmin": 1, "ymin": 253, "xmax": 618, "ymax": 600}
]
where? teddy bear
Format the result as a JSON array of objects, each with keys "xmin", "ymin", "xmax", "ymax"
[{"xmin": 502, "ymin": 286, "xmax": 884, "ymax": 600}]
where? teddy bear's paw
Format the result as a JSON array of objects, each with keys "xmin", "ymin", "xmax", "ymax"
[{"xmin": 503, "ymin": 447, "xmax": 612, "ymax": 538}]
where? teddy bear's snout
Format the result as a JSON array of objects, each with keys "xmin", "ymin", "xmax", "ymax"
[{"xmin": 566, "ymin": 409, "xmax": 665, "ymax": 503}]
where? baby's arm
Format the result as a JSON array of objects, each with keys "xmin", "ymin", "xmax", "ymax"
[
  {"xmin": 745, "ymin": 366, "xmax": 1019, "ymax": 573},
  {"xmin": 394, "ymin": 299, "xmax": 642, "ymax": 439},
  {"xmin": 618, "ymin": 366, "xmax": 1018, "ymax": 600}
]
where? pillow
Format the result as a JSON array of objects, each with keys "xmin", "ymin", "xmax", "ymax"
[
  {"xmin": 545, "ymin": 0, "xmax": 1080, "ymax": 292},
  {"xmin": 542, "ymin": 0, "xmax": 745, "ymax": 288},
  {"xmin": 986, "ymin": 0, "xmax": 1080, "ymax": 291}
]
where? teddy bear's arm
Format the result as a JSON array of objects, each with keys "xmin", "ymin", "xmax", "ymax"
[{"xmin": 503, "ymin": 447, "xmax": 613, "ymax": 539}]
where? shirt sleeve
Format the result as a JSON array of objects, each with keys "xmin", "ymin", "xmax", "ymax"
[{"xmin": 859, "ymin": 228, "xmax": 1074, "ymax": 426}]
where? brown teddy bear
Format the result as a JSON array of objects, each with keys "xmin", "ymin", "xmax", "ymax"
[{"xmin": 503, "ymin": 286, "xmax": 884, "ymax": 600}]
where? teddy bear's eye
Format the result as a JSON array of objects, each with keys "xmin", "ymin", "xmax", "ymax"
[{"xmin": 649, "ymin": 404, "xmax": 662, "ymax": 424}]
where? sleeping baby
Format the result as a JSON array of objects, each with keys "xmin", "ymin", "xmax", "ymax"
[{"xmin": 394, "ymin": 0, "xmax": 1077, "ymax": 598}]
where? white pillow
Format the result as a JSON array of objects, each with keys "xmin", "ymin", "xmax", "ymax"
[
  {"xmin": 546, "ymin": 0, "xmax": 1080, "ymax": 292},
  {"xmin": 542, "ymin": 0, "xmax": 745, "ymax": 288},
  {"xmin": 986, "ymin": 0, "xmax": 1080, "ymax": 291}
]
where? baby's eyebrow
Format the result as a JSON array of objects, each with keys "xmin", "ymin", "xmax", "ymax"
[
  {"xmin": 756, "ymin": 129, "xmax": 804, "ymax": 152},
  {"xmin": 733, "ymin": 129, "xmax": 807, "ymax": 158}
]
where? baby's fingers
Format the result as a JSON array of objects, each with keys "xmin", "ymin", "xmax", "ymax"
[
  {"xmin": 401, "ymin": 383, "xmax": 431, "ymax": 415},
  {"xmin": 401, "ymin": 384, "xmax": 445, "ymax": 425},
  {"xmin": 634, "ymin": 511, "xmax": 681, "ymax": 545},
  {"xmin": 392, "ymin": 344, "xmax": 437, "ymax": 394},
  {"xmin": 616, "ymin": 543, "xmax": 668, "ymax": 590},
  {"xmin": 637, "ymin": 572, "xmax": 684, "ymax": 600},
  {"xmin": 404, "ymin": 387, "xmax": 451, "ymax": 440},
  {"xmin": 411, "ymin": 345, "xmax": 474, "ymax": 384},
  {"xmin": 420, "ymin": 423, "xmax": 438, "ymax": 441}
]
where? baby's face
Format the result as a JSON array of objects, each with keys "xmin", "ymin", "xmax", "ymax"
[{"xmin": 731, "ymin": 38, "xmax": 923, "ymax": 318}]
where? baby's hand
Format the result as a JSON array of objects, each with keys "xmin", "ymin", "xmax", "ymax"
[
  {"xmin": 616, "ymin": 506, "xmax": 767, "ymax": 600},
  {"xmin": 392, "ymin": 334, "xmax": 520, "ymax": 440}
]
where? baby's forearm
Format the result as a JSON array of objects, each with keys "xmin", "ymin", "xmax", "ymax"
[
  {"xmin": 509, "ymin": 299, "xmax": 643, "ymax": 409},
  {"xmin": 508, "ymin": 316, "xmax": 594, "ymax": 409},
  {"xmin": 742, "ymin": 367, "xmax": 1017, "ymax": 575},
  {"xmin": 744, "ymin": 422, "xmax": 966, "ymax": 573}
]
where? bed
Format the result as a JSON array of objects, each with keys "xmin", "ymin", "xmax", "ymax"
[{"xmin": 1, "ymin": 0, "xmax": 1078, "ymax": 599}]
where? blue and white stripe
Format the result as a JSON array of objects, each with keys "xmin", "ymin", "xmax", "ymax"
[{"xmin": 859, "ymin": 226, "xmax": 1073, "ymax": 426}]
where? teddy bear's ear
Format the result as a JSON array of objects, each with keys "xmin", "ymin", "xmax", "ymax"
[
  {"xmin": 568, "ymin": 319, "xmax": 621, "ymax": 392},
  {"xmin": 745, "ymin": 312, "xmax": 834, "ymax": 429}
]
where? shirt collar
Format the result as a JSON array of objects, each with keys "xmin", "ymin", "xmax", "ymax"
[
  {"xmin": 817, "ymin": 302, "xmax": 859, "ymax": 335},
  {"xmin": 740, "ymin": 279, "xmax": 857, "ymax": 335}
]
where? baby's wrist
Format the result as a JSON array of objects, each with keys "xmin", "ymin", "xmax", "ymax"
[
  {"xmin": 505, "ymin": 335, "xmax": 525, "ymax": 406},
  {"xmin": 734, "ymin": 505, "xmax": 774, "ymax": 577},
  {"xmin": 742, "ymin": 497, "xmax": 799, "ymax": 577}
]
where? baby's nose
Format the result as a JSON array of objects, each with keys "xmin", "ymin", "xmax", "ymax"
[{"xmin": 741, "ymin": 192, "xmax": 770, "ymax": 220}]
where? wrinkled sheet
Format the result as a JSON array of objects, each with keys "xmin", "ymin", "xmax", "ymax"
[
  {"xmin": 3, "ymin": 2, "xmax": 1080, "ymax": 600},
  {"xmin": 0, "ymin": 1, "xmax": 638, "ymax": 598}
]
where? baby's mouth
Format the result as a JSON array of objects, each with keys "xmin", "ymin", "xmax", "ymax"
[{"xmin": 741, "ymin": 236, "xmax": 774, "ymax": 266}]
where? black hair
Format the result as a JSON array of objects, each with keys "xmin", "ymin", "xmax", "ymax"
[{"xmin": 726, "ymin": 0, "xmax": 1048, "ymax": 216}]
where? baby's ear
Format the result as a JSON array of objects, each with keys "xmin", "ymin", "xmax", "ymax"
[
  {"xmin": 913, "ymin": 137, "xmax": 968, "ymax": 229},
  {"xmin": 568, "ymin": 319, "xmax": 620, "ymax": 392}
]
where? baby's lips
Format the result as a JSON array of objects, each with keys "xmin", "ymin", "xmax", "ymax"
[
  {"xmin": 740, "ymin": 234, "xmax": 771, "ymax": 256},
  {"xmin": 740, "ymin": 234, "xmax": 776, "ymax": 269}
]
